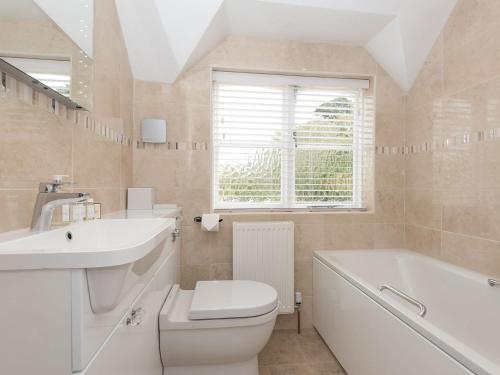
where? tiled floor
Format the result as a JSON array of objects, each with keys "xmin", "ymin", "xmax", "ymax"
[{"xmin": 259, "ymin": 329, "xmax": 346, "ymax": 375}]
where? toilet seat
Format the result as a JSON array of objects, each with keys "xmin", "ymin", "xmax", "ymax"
[
  {"xmin": 190, "ymin": 280, "xmax": 278, "ymax": 319},
  {"xmin": 159, "ymin": 281, "xmax": 278, "ymax": 331}
]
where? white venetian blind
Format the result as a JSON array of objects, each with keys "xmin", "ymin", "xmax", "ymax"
[{"xmin": 212, "ymin": 71, "xmax": 374, "ymax": 210}]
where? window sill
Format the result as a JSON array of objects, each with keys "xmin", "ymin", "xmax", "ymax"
[{"xmin": 213, "ymin": 207, "xmax": 369, "ymax": 214}]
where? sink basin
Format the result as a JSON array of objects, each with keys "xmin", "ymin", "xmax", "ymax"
[
  {"xmin": 0, "ymin": 218, "xmax": 175, "ymax": 312},
  {"xmin": 0, "ymin": 218, "xmax": 174, "ymax": 270}
]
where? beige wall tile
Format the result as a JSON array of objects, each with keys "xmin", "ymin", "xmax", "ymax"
[
  {"xmin": 405, "ymin": 189, "xmax": 442, "ymax": 230},
  {"xmin": 73, "ymin": 129, "xmax": 122, "ymax": 189},
  {"xmin": 0, "ymin": 0, "xmax": 133, "ymax": 233},
  {"xmin": 295, "ymin": 260, "xmax": 313, "ymax": 296},
  {"xmin": 441, "ymin": 231, "xmax": 500, "ymax": 279},
  {"xmin": 373, "ymin": 189, "xmax": 404, "ymax": 223},
  {"xmin": 0, "ymin": 99, "xmax": 73, "ymax": 189},
  {"xmin": 478, "ymin": 141, "xmax": 500, "ymax": 189},
  {"xmin": 442, "ymin": 190, "xmax": 500, "ymax": 242},
  {"xmin": 324, "ymin": 223, "xmax": 374, "ymax": 249},
  {"xmin": 405, "ymin": 153, "xmax": 438, "ymax": 189},
  {"xmin": 0, "ymin": 190, "xmax": 38, "ymax": 232},
  {"xmin": 209, "ymin": 263, "xmax": 232, "ymax": 280},
  {"xmin": 375, "ymin": 113, "xmax": 404, "ymax": 145},
  {"xmin": 180, "ymin": 226, "xmax": 212, "ymax": 267},
  {"xmin": 375, "ymin": 155, "xmax": 404, "ymax": 190},
  {"xmin": 209, "ymin": 222, "xmax": 233, "ymax": 263},
  {"xmin": 443, "ymin": 33, "xmax": 500, "ymax": 96},
  {"xmin": 180, "ymin": 265, "xmax": 210, "ymax": 290},
  {"xmin": 442, "ymin": 0, "xmax": 500, "ymax": 66},
  {"xmin": 405, "ymin": 109, "xmax": 434, "ymax": 145},
  {"xmin": 373, "ymin": 223, "xmax": 405, "ymax": 249},
  {"xmin": 295, "ymin": 224, "xmax": 326, "ymax": 262},
  {"xmin": 434, "ymin": 146, "xmax": 481, "ymax": 191},
  {"xmin": 121, "ymin": 146, "xmax": 133, "ymax": 190},
  {"xmin": 405, "ymin": 225, "xmax": 442, "ymax": 258}
]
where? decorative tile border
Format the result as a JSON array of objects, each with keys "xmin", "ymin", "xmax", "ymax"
[
  {"xmin": 136, "ymin": 141, "xmax": 403, "ymax": 154},
  {"xmin": 403, "ymin": 127, "xmax": 500, "ymax": 155},
  {"xmin": 375, "ymin": 127, "xmax": 500, "ymax": 156},
  {"xmin": 134, "ymin": 127, "xmax": 500, "ymax": 155},
  {"xmin": 135, "ymin": 141, "xmax": 209, "ymax": 151},
  {"xmin": 375, "ymin": 145, "xmax": 404, "ymax": 155},
  {"xmin": 0, "ymin": 71, "xmax": 132, "ymax": 147}
]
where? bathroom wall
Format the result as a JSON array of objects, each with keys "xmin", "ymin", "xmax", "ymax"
[
  {"xmin": 0, "ymin": 0, "xmax": 133, "ymax": 233},
  {"xmin": 133, "ymin": 36, "xmax": 406, "ymax": 329},
  {"xmin": 404, "ymin": 0, "xmax": 500, "ymax": 278}
]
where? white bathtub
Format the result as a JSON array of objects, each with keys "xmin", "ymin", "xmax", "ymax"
[{"xmin": 313, "ymin": 249, "xmax": 500, "ymax": 375}]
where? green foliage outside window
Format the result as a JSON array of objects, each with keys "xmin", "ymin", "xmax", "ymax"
[{"xmin": 217, "ymin": 96, "xmax": 355, "ymax": 206}]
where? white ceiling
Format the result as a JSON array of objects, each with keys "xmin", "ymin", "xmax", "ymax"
[{"xmin": 116, "ymin": 0, "xmax": 458, "ymax": 92}]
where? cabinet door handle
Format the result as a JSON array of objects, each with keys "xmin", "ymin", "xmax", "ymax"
[
  {"xmin": 488, "ymin": 279, "xmax": 500, "ymax": 287},
  {"xmin": 172, "ymin": 228, "xmax": 181, "ymax": 242},
  {"xmin": 126, "ymin": 307, "xmax": 144, "ymax": 326}
]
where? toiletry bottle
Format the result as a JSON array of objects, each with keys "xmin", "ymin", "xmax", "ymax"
[{"xmin": 86, "ymin": 199, "xmax": 95, "ymax": 220}]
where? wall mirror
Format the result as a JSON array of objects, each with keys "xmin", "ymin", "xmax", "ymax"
[{"xmin": 0, "ymin": 0, "xmax": 93, "ymax": 110}]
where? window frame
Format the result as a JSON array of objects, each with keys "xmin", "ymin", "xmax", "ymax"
[{"xmin": 211, "ymin": 70, "xmax": 371, "ymax": 212}]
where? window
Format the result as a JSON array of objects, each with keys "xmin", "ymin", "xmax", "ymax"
[{"xmin": 212, "ymin": 71, "xmax": 374, "ymax": 210}]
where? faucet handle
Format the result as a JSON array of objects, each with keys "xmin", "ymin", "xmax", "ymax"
[
  {"xmin": 39, "ymin": 175, "xmax": 75, "ymax": 193},
  {"xmin": 52, "ymin": 174, "xmax": 69, "ymax": 185}
]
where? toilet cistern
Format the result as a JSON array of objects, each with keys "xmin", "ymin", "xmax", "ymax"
[{"xmin": 30, "ymin": 175, "xmax": 90, "ymax": 232}]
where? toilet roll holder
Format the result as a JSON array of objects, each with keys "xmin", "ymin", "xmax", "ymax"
[{"xmin": 193, "ymin": 216, "xmax": 223, "ymax": 223}]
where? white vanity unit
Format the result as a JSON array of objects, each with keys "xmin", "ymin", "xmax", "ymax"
[{"xmin": 0, "ymin": 208, "xmax": 182, "ymax": 375}]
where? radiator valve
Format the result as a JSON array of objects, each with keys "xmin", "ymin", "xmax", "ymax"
[{"xmin": 295, "ymin": 291, "xmax": 302, "ymax": 307}]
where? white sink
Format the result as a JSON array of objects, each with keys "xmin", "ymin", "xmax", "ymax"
[
  {"xmin": 0, "ymin": 218, "xmax": 175, "ymax": 312},
  {"xmin": 0, "ymin": 218, "xmax": 174, "ymax": 270}
]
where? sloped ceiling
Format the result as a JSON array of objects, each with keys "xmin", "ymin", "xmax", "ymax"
[
  {"xmin": 116, "ymin": 0, "xmax": 457, "ymax": 92},
  {"xmin": 34, "ymin": 0, "xmax": 94, "ymax": 57}
]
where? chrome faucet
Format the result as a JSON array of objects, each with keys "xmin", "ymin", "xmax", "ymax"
[{"xmin": 30, "ymin": 176, "xmax": 90, "ymax": 232}]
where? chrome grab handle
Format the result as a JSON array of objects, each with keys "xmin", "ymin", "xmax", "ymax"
[
  {"xmin": 488, "ymin": 279, "xmax": 500, "ymax": 287},
  {"xmin": 379, "ymin": 284, "xmax": 427, "ymax": 317}
]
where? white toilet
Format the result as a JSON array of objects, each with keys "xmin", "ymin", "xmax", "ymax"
[{"xmin": 159, "ymin": 280, "xmax": 279, "ymax": 375}]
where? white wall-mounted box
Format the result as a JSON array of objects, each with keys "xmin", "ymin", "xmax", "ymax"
[
  {"xmin": 141, "ymin": 118, "xmax": 166, "ymax": 143},
  {"xmin": 127, "ymin": 187, "xmax": 155, "ymax": 210}
]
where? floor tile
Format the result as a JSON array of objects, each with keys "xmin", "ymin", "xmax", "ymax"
[{"xmin": 259, "ymin": 329, "xmax": 346, "ymax": 375}]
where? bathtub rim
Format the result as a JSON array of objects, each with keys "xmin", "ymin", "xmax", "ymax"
[{"xmin": 313, "ymin": 249, "xmax": 499, "ymax": 375}]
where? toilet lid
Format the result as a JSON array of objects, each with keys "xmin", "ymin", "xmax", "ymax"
[{"xmin": 189, "ymin": 280, "xmax": 278, "ymax": 320}]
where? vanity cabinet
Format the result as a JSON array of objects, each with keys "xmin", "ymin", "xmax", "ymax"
[
  {"xmin": 0, "ymin": 213, "xmax": 181, "ymax": 375},
  {"xmin": 0, "ymin": 269, "xmax": 73, "ymax": 374},
  {"xmin": 82, "ymin": 242, "xmax": 180, "ymax": 375},
  {"xmin": 71, "ymin": 229, "xmax": 177, "ymax": 371}
]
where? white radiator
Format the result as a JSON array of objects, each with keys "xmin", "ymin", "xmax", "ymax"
[{"xmin": 233, "ymin": 221, "xmax": 294, "ymax": 314}]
